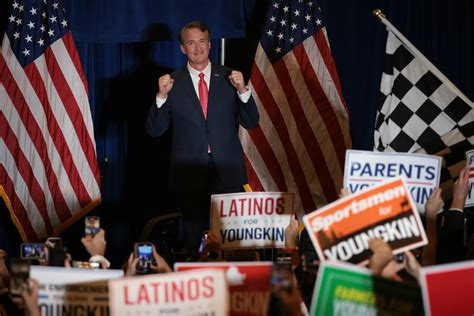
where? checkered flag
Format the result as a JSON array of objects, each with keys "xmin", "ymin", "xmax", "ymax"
[
  {"xmin": 374, "ymin": 31, "xmax": 473, "ymax": 153},
  {"xmin": 373, "ymin": 21, "xmax": 473, "ymax": 201}
]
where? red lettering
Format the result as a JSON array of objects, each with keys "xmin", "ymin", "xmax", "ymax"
[
  {"xmin": 150, "ymin": 282, "xmax": 161, "ymax": 304},
  {"xmin": 265, "ymin": 198, "xmax": 274, "ymax": 215},
  {"xmin": 188, "ymin": 278, "xmax": 200, "ymax": 300},
  {"xmin": 229, "ymin": 200, "xmax": 238, "ymax": 216},
  {"xmin": 123, "ymin": 285, "xmax": 134, "ymax": 305},
  {"xmin": 276, "ymin": 197, "xmax": 285, "ymax": 214},
  {"xmin": 253, "ymin": 198, "xmax": 263, "ymax": 215},
  {"xmin": 239, "ymin": 198, "xmax": 247, "ymax": 215},
  {"xmin": 137, "ymin": 284, "xmax": 150, "ymax": 304},
  {"xmin": 202, "ymin": 276, "xmax": 215, "ymax": 298},
  {"xmin": 219, "ymin": 200, "xmax": 226, "ymax": 217},
  {"xmin": 171, "ymin": 280, "xmax": 185, "ymax": 303}
]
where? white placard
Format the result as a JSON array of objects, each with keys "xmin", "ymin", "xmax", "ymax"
[
  {"xmin": 31, "ymin": 265, "xmax": 123, "ymax": 316},
  {"xmin": 344, "ymin": 149, "xmax": 442, "ymax": 213},
  {"xmin": 109, "ymin": 269, "xmax": 228, "ymax": 316},
  {"xmin": 210, "ymin": 192, "xmax": 294, "ymax": 249}
]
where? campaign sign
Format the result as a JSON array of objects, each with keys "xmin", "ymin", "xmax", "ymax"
[
  {"xmin": 344, "ymin": 150, "xmax": 442, "ymax": 213},
  {"xmin": 210, "ymin": 192, "xmax": 294, "ymax": 249},
  {"xmin": 311, "ymin": 262, "xmax": 423, "ymax": 316},
  {"xmin": 109, "ymin": 269, "xmax": 228, "ymax": 316},
  {"xmin": 419, "ymin": 260, "xmax": 474, "ymax": 316},
  {"xmin": 303, "ymin": 177, "xmax": 427, "ymax": 265},
  {"xmin": 175, "ymin": 262, "xmax": 272, "ymax": 316},
  {"xmin": 466, "ymin": 149, "xmax": 474, "ymax": 207},
  {"xmin": 30, "ymin": 266, "xmax": 123, "ymax": 316}
]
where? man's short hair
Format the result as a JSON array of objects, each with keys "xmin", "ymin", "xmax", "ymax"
[{"xmin": 179, "ymin": 21, "xmax": 211, "ymax": 44}]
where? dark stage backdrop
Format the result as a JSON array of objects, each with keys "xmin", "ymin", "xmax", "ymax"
[{"xmin": 1, "ymin": 0, "xmax": 472, "ymax": 266}]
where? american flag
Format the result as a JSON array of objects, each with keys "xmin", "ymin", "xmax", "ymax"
[
  {"xmin": 0, "ymin": 0, "xmax": 101, "ymax": 241},
  {"xmin": 240, "ymin": 0, "xmax": 351, "ymax": 215}
]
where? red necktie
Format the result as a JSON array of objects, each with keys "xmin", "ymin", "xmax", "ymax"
[{"xmin": 198, "ymin": 72, "xmax": 208, "ymax": 119}]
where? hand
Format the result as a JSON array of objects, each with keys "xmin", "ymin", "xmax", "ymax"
[
  {"xmin": 157, "ymin": 74, "xmax": 174, "ymax": 99},
  {"xmin": 273, "ymin": 274, "xmax": 304, "ymax": 316},
  {"xmin": 403, "ymin": 251, "xmax": 421, "ymax": 281},
  {"xmin": 285, "ymin": 216, "xmax": 299, "ymax": 249},
  {"xmin": 124, "ymin": 253, "xmax": 139, "ymax": 277},
  {"xmin": 451, "ymin": 165, "xmax": 470, "ymax": 210},
  {"xmin": 149, "ymin": 245, "xmax": 172, "ymax": 274},
  {"xmin": 339, "ymin": 187, "xmax": 350, "ymax": 198},
  {"xmin": 368, "ymin": 238, "xmax": 393, "ymax": 276},
  {"xmin": 228, "ymin": 70, "xmax": 248, "ymax": 94},
  {"xmin": 425, "ymin": 187, "xmax": 443, "ymax": 222},
  {"xmin": 81, "ymin": 229, "xmax": 106, "ymax": 256},
  {"xmin": 22, "ymin": 279, "xmax": 41, "ymax": 316}
]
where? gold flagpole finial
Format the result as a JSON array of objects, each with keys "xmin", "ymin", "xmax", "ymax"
[{"xmin": 372, "ymin": 9, "xmax": 386, "ymax": 20}]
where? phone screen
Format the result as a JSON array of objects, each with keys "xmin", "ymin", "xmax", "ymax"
[
  {"xmin": 85, "ymin": 216, "xmax": 100, "ymax": 238},
  {"xmin": 135, "ymin": 243, "xmax": 153, "ymax": 274},
  {"xmin": 20, "ymin": 243, "xmax": 46, "ymax": 260}
]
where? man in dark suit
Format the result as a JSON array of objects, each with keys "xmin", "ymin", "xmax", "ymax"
[{"xmin": 146, "ymin": 21, "xmax": 259, "ymax": 250}]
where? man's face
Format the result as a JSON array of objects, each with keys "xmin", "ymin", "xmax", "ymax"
[{"xmin": 180, "ymin": 27, "xmax": 211, "ymax": 69}]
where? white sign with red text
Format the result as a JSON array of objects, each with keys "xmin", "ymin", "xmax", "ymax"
[
  {"xmin": 210, "ymin": 192, "xmax": 294, "ymax": 249},
  {"xmin": 175, "ymin": 262, "xmax": 272, "ymax": 316},
  {"xmin": 31, "ymin": 266, "xmax": 123, "ymax": 316},
  {"xmin": 108, "ymin": 269, "xmax": 228, "ymax": 316},
  {"xmin": 344, "ymin": 150, "xmax": 441, "ymax": 213},
  {"xmin": 466, "ymin": 149, "xmax": 474, "ymax": 207}
]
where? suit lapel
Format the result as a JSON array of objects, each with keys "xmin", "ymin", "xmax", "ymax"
[{"xmin": 208, "ymin": 64, "xmax": 225, "ymax": 121}]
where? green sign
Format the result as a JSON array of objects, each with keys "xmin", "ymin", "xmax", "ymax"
[{"xmin": 311, "ymin": 262, "xmax": 423, "ymax": 316}]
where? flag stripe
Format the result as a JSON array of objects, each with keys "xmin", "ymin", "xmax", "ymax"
[
  {"xmin": 251, "ymin": 59, "xmax": 316, "ymax": 211},
  {"xmin": 0, "ymin": 83, "xmax": 62, "ymax": 229},
  {"xmin": 0, "ymin": 112, "xmax": 53, "ymax": 236},
  {"xmin": 61, "ymin": 33, "xmax": 89, "ymax": 96},
  {"xmin": 0, "ymin": 53, "xmax": 72, "ymax": 224},
  {"xmin": 44, "ymin": 43, "xmax": 100, "ymax": 188},
  {"xmin": 274, "ymin": 49, "xmax": 337, "ymax": 200},
  {"xmin": 34, "ymin": 50, "xmax": 96, "ymax": 204},
  {"xmin": 300, "ymin": 33, "xmax": 349, "ymax": 166},
  {"xmin": 313, "ymin": 31, "xmax": 348, "ymax": 113},
  {"xmin": 0, "ymin": 164, "xmax": 38, "ymax": 241},
  {"xmin": 28, "ymin": 57, "xmax": 89, "ymax": 212}
]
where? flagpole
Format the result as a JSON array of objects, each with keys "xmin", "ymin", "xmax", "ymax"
[{"xmin": 373, "ymin": 9, "xmax": 474, "ymax": 106}]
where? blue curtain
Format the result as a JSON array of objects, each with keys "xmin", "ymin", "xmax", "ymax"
[{"xmin": 1, "ymin": 0, "xmax": 472, "ymax": 263}]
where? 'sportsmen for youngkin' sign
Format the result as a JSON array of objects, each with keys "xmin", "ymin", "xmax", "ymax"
[{"xmin": 303, "ymin": 177, "xmax": 428, "ymax": 265}]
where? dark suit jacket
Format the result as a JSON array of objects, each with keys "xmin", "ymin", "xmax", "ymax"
[{"xmin": 146, "ymin": 63, "xmax": 259, "ymax": 191}]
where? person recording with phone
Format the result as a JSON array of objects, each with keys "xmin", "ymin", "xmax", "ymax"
[
  {"xmin": 146, "ymin": 21, "xmax": 259, "ymax": 251},
  {"xmin": 124, "ymin": 243, "xmax": 172, "ymax": 276}
]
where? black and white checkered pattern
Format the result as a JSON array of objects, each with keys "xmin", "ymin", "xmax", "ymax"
[
  {"xmin": 374, "ymin": 31, "xmax": 473, "ymax": 153},
  {"xmin": 414, "ymin": 121, "xmax": 474, "ymax": 201}
]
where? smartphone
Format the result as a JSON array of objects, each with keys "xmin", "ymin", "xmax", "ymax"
[
  {"xmin": 134, "ymin": 242, "xmax": 153, "ymax": 275},
  {"xmin": 85, "ymin": 216, "xmax": 100, "ymax": 238},
  {"xmin": 46, "ymin": 237, "xmax": 62, "ymax": 249},
  {"xmin": 48, "ymin": 246, "xmax": 67, "ymax": 267},
  {"xmin": 271, "ymin": 262, "xmax": 292, "ymax": 294},
  {"xmin": 72, "ymin": 261, "xmax": 100, "ymax": 269},
  {"xmin": 20, "ymin": 243, "xmax": 46, "ymax": 260},
  {"xmin": 10, "ymin": 258, "xmax": 30, "ymax": 296}
]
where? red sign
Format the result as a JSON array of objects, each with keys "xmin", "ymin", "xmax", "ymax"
[
  {"xmin": 419, "ymin": 261, "xmax": 474, "ymax": 316},
  {"xmin": 175, "ymin": 262, "xmax": 272, "ymax": 316}
]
